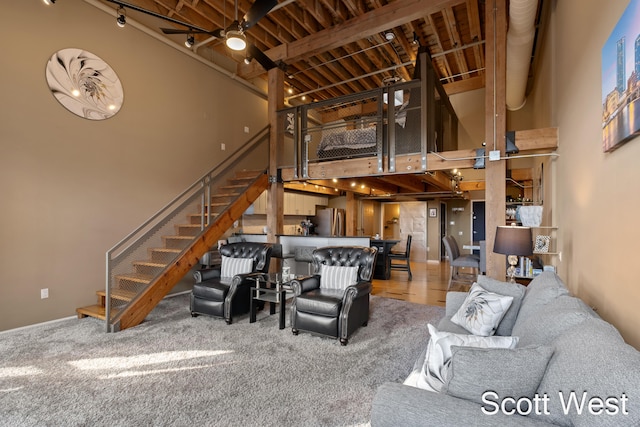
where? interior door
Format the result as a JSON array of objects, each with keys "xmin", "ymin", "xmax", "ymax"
[
  {"xmin": 399, "ymin": 202, "xmax": 427, "ymax": 261},
  {"xmin": 472, "ymin": 201, "xmax": 486, "ymax": 255}
]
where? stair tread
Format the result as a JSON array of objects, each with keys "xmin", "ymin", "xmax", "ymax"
[
  {"xmin": 115, "ymin": 273, "xmax": 153, "ymax": 284},
  {"xmin": 162, "ymin": 235, "xmax": 193, "ymax": 240},
  {"xmin": 97, "ymin": 289, "xmax": 138, "ymax": 301},
  {"xmin": 212, "ymin": 193, "xmax": 239, "ymax": 197},
  {"xmin": 76, "ymin": 304, "xmax": 121, "ymax": 320},
  {"xmin": 219, "ymin": 186, "xmax": 249, "ymax": 191},
  {"xmin": 132, "ymin": 261, "xmax": 167, "ymax": 267},
  {"xmin": 150, "ymin": 248, "xmax": 182, "ymax": 253}
]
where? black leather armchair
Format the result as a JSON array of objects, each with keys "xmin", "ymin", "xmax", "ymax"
[
  {"xmin": 190, "ymin": 242, "xmax": 272, "ymax": 324},
  {"xmin": 290, "ymin": 246, "xmax": 378, "ymax": 345}
]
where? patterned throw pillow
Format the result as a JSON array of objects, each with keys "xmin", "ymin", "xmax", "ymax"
[
  {"xmin": 413, "ymin": 324, "xmax": 519, "ymax": 392},
  {"xmin": 451, "ymin": 282, "xmax": 514, "ymax": 336},
  {"xmin": 320, "ymin": 265, "xmax": 358, "ymax": 290},
  {"xmin": 220, "ymin": 256, "xmax": 253, "ymax": 279}
]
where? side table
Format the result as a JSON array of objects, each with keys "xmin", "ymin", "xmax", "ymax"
[{"xmin": 249, "ymin": 273, "xmax": 294, "ymax": 329}]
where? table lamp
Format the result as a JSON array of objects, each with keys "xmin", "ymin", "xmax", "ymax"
[{"xmin": 493, "ymin": 225, "xmax": 533, "ymax": 283}]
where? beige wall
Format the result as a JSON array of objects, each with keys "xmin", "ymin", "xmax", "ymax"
[
  {"xmin": 549, "ymin": 0, "xmax": 640, "ymax": 349},
  {"xmin": 0, "ymin": 1, "xmax": 267, "ymax": 330}
]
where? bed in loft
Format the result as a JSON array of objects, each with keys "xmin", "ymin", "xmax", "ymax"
[
  {"xmin": 313, "ymin": 89, "xmax": 424, "ymax": 159},
  {"xmin": 278, "ymin": 48, "xmax": 458, "ymax": 169}
]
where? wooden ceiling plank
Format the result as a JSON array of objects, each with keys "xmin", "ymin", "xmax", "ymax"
[
  {"xmin": 378, "ymin": 174, "xmax": 426, "ymax": 193},
  {"xmin": 239, "ymin": 0, "xmax": 463, "ymax": 78}
]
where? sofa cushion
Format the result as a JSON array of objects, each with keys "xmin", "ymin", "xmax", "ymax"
[
  {"xmin": 442, "ymin": 345, "xmax": 554, "ymax": 407},
  {"xmin": 411, "ymin": 324, "xmax": 519, "ymax": 392},
  {"xmin": 451, "ymin": 282, "xmax": 514, "ymax": 336},
  {"xmin": 319, "ymin": 265, "xmax": 358, "ymax": 290},
  {"xmin": 220, "ymin": 256, "xmax": 253, "ymax": 279},
  {"xmin": 436, "ymin": 317, "xmax": 471, "ymax": 335},
  {"xmin": 531, "ymin": 317, "xmax": 640, "ymax": 427},
  {"xmin": 294, "ymin": 289, "xmax": 343, "ymax": 317},
  {"xmin": 511, "ymin": 295, "xmax": 597, "ymax": 347},
  {"xmin": 476, "ymin": 275, "xmax": 526, "ymax": 336},
  {"xmin": 514, "ymin": 271, "xmax": 569, "ymax": 326}
]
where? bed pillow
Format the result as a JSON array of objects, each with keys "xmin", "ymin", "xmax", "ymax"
[
  {"xmin": 220, "ymin": 256, "xmax": 253, "ymax": 278},
  {"xmin": 442, "ymin": 345, "xmax": 554, "ymax": 406},
  {"xmin": 320, "ymin": 265, "xmax": 358, "ymax": 290},
  {"xmin": 414, "ymin": 324, "xmax": 519, "ymax": 392},
  {"xmin": 451, "ymin": 282, "xmax": 514, "ymax": 336}
]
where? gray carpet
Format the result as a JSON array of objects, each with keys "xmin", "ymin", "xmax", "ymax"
[{"xmin": 0, "ymin": 294, "xmax": 444, "ymax": 427}]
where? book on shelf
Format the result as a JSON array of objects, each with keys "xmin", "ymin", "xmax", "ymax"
[{"xmin": 514, "ymin": 256, "xmax": 543, "ymax": 278}]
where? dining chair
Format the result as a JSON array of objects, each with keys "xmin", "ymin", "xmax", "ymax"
[
  {"xmin": 388, "ymin": 235, "xmax": 413, "ymax": 280},
  {"xmin": 442, "ymin": 236, "xmax": 480, "ymax": 290}
]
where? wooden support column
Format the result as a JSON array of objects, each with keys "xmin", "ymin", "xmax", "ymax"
[
  {"xmin": 267, "ymin": 67, "xmax": 284, "ymax": 255},
  {"xmin": 485, "ymin": 0, "xmax": 507, "ymax": 279},
  {"xmin": 346, "ymin": 191, "xmax": 358, "ymax": 236}
]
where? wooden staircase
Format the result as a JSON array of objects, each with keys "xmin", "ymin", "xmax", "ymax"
[{"xmin": 76, "ymin": 170, "xmax": 270, "ymax": 330}]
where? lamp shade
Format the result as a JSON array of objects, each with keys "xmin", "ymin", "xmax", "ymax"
[{"xmin": 493, "ymin": 226, "xmax": 533, "ymax": 256}]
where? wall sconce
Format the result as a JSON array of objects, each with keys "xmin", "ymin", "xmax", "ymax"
[{"xmin": 116, "ymin": 6, "xmax": 126, "ymax": 28}]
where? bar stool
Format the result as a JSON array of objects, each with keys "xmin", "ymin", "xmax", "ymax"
[{"xmin": 294, "ymin": 246, "xmax": 316, "ymax": 275}]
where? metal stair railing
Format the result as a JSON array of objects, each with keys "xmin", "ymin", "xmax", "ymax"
[{"xmin": 105, "ymin": 125, "xmax": 270, "ymax": 332}]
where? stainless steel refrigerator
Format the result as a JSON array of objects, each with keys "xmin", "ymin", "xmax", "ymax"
[{"xmin": 314, "ymin": 208, "xmax": 345, "ymax": 236}]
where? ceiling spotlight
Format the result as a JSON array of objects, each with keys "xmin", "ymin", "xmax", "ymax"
[
  {"xmin": 185, "ymin": 34, "xmax": 194, "ymax": 48},
  {"xmin": 43, "ymin": 0, "xmax": 56, "ymax": 5},
  {"xmin": 116, "ymin": 7, "xmax": 126, "ymax": 28},
  {"xmin": 412, "ymin": 31, "xmax": 419, "ymax": 45},
  {"xmin": 225, "ymin": 29, "xmax": 246, "ymax": 51},
  {"xmin": 243, "ymin": 56, "xmax": 252, "ymax": 65},
  {"xmin": 384, "ymin": 31, "xmax": 395, "ymax": 41},
  {"xmin": 287, "ymin": 87, "xmax": 294, "ymax": 94}
]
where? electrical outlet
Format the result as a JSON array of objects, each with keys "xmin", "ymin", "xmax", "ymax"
[
  {"xmin": 244, "ymin": 126, "xmax": 250, "ymax": 133},
  {"xmin": 221, "ymin": 143, "xmax": 226, "ymax": 151},
  {"xmin": 41, "ymin": 288, "xmax": 49, "ymax": 299}
]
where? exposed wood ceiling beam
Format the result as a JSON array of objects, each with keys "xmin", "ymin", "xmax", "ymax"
[{"xmin": 239, "ymin": 0, "xmax": 463, "ymax": 79}]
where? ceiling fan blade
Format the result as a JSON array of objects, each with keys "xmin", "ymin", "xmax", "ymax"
[
  {"xmin": 161, "ymin": 27, "xmax": 224, "ymax": 38},
  {"xmin": 241, "ymin": 0, "xmax": 278, "ymax": 30},
  {"xmin": 248, "ymin": 44, "xmax": 278, "ymax": 70}
]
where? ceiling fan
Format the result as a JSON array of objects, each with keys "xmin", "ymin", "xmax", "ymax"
[{"xmin": 160, "ymin": 0, "xmax": 280, "ymax": 71}]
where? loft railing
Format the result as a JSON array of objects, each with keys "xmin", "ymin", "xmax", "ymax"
[
  {"xmin": 104, "ymin": 126, "xmax": 270, "ymax": 331},
  {"xmin": 276, "ymin": 51, "xmax": 458, "ymax": 179}
]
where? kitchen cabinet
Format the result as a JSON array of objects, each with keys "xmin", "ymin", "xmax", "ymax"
[{"xmin": 250, "ymin": 192, "xmax": 327, "ymax": 216}]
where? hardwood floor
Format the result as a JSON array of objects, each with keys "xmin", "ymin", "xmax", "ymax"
[{"xmin": 371, "ymin": 261, "xmax": 472, "ymax": 307}]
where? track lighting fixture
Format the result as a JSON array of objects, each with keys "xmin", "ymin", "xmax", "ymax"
[
  {"xmin": 185, "ymin": 34, "xmax": 194, "ymax": 48},
  {"xmin": 225, "ymin": 29, "xmax": 246, "ymax": 51},
  {"xmin": 116, "ymin": 6, "xmax": 126, "ymax": 28},
  {"xmin": 43, "ymin": 0, "xmax": 56, "ymax": 5},
  {"xmin": 243, "ymin": 56, "xmax": 252, "ymax": 65}
]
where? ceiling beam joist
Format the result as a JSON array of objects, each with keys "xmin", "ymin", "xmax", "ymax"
[{"xmin": 239, "ymin": 0, "xmax": 464, "ymax": 78}]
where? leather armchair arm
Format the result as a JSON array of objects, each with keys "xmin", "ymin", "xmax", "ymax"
[
  {"xmin": 343, "ymin": 281, "xmax": 372, "ymax": 303},
  {"xmin": 290, "ymin": 275, "xmax": 320, "ymax": 296},
  {"xmin": 194, "ymin": 268, "xmax": 221, "ymax": 283},
  {"xmin": 223, "ymin": 272, "xmax": 261, "ymax": 320}
]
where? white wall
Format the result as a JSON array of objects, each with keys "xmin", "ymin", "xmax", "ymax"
[{"xmin": 0, "ymin": 1, "xmax": 267, "ymax": 330}]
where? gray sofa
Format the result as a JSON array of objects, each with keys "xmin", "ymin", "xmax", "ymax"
[{"xmin": 371, "ymin": 272, "xmax": 640, "ymax": 426}]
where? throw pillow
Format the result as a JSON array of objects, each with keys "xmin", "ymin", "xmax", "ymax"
[
  {"xmin": 220, "ymin": 256, "xmax": 253, "ymax": 279},
  {"xmin": 415, "ymin": 324, "xmax": 519, "ymax": 392},
  {"xmin": 442, "ymin": 345, "xmax": 554, "ymax": 407},
  {"xmin": 320, "ymin": 265, "xmax": 358, "ymax": 290},
  {"xmin": 476, "ymin": 275, "xmax": 526, "ymax": 336},
  {"xmin": 451, "ymin": 282, "xmax": 514, "ymax": 336}
]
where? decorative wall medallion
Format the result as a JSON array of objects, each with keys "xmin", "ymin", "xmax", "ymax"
[{"xmin": 45, "ymin": 48, "xmax": 123, "ymax": 120}]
